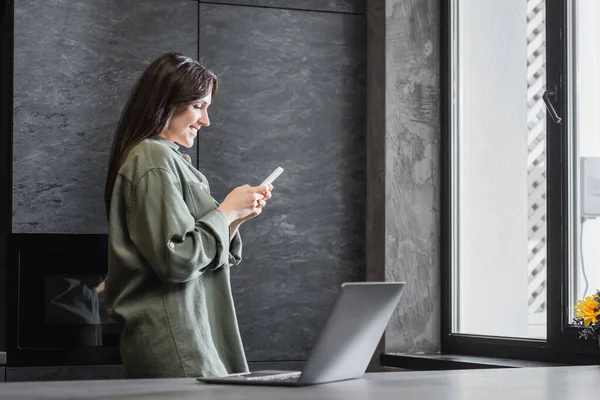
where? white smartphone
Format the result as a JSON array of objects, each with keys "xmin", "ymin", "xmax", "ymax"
[{"xmin": 261, "ymin": 167, "xmax": 284, "ymax": 186}]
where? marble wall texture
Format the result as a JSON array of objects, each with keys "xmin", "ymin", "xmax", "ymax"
[
  {"xmin": 366, "ymin": 0, "xmax": 441, "ymax": 353},
  {"xmin": 11, "ymin": 0, "xmax": 441, "ymax": 365},
  {"xmin": 198, "ymin": 0, "xmax": 365, "ymax": 14},
  {"xmin": 12, "ymin": 0, "xmax": 198, "ymax": 233},
  {"xmin": 198, "ymin": 3, "xmax": 366, "ymax": 361},
  {"xmin": 12, "ymin": 0, "xmax": 368, "ymax": 363}
]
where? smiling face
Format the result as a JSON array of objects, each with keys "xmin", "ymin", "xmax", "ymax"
[{"xmin": 160, "ymin": 92, "xmax": 212, "ymax": 148}]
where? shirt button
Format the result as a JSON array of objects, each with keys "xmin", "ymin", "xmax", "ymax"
[{"xmin": 168, "ymin": 242, "xmax": 175, "ymax": 249}]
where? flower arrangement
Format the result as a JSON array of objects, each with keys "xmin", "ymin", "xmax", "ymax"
[{"xmin": 573, "ymin": 290, "xmax": 600, "ymax": 339}]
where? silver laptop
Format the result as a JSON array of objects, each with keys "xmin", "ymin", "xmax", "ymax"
[{"xmin": 197, "ymin": 281, "xmax": 405, "ymax": 387}]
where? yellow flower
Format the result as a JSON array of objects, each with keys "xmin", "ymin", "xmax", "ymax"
[{"xmin": 574, "ymin": 296, "xmax": 600, "ymax": 326}]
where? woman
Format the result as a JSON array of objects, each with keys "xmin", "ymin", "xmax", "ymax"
[{"xmin": 104, "ymin": 52, "xmax": 272, "ymax": 379}]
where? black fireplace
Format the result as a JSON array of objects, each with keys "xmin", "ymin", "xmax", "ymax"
[{"xmin": 5, "ymin": 234, "xmax": 122, "ymax": 367}]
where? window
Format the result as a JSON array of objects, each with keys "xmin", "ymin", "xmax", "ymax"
[
  {"xmin": 572, "ymin": 0, "xmax": 600, "ymax": 316},
  {"xmin": 443, "ymin": 0, "xmax": 600, "ymax": 361}
]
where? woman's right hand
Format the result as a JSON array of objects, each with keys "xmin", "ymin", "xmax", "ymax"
[{"xmin": 217, "ymin": 183, "xmax": 272, "ymax": 224}]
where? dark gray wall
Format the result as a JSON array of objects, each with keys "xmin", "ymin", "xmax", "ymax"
[
  {"xmin": 198, "ymin": 0, "xmax": 365, "ymax": 14},
  {"xmin": 12, "ymin": 0, "xmax": 367, "ymax": 364},
  {"xmin": 12, "ymin": 0, "xmax": 198, "ymax": 233},
  {"xmin": 366, "ymin": 0, "xmax": 441, "ymax": 353},
  {"xmin": 198, "ymin": 2, "xmax": 366, "ymax": 361}
]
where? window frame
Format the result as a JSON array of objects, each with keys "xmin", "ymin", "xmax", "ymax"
[{"xmin": 441, "ymin": 0, "xmax": 600, "ymax": 363}]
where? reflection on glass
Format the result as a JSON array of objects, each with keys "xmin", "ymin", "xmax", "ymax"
[
  {"xmin": 452, "ymin": 0, "xmax": 547, "ymax": 339},
  {"xmin": 44, "ymin": 274, "xmax": 114, "ymax": 346},
  {"xmin": 572, "ymin": 0, "xmax": 600, "ymax": 318}
]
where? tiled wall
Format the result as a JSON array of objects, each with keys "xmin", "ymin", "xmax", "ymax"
[
  {"xmin": 12, "ymin": 0, "xmax": 199, "ymax": 233},
  {"xmin": 12, "ymin": 0, "xmax": 367, "ymax": 363},
  {"xmin": 197, "ymin": 1, "xmax": 366, "ymax": 361},
  {"xmin": 198, "ymin": 0, "xmax": 364, "ymax": 14}
]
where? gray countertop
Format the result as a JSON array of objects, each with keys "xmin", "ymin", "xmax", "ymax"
[{"xmin": 0, "ymin": 365, "xmax": 596, "ymax": 399}]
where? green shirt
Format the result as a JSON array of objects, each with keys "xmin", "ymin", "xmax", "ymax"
[{"xmin": 105, "ymin": 136, "xmax": 249, "ymax": 379}]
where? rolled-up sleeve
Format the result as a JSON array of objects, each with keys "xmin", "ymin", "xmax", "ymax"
[
  {"xmin": 229, "ymin": 230, "xmax": 242, "ymax": 267},
  {"xmin": 126, "ymin": 168, "xmax": 232, "ymax": 283}
]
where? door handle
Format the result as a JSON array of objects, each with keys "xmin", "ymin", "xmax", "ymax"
[{"xmin": 543, "ymin": 84, "xmax": 562, "ymax": 124}]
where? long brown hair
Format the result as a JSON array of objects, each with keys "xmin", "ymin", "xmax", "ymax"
[{"xmin": 104, "ymin": 52, "xmax": 218, "ymax": 217}]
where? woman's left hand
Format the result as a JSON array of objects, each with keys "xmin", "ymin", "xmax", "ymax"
[
  {"xmin": 233, "ymin": 184, "xmax": 272, "ymax": 225},
  {"xmin": 231, "ymin": 184, "xmax": 273, "ymax": 227},
  {"xmin": 229, "ymin": 185, "xmax": 272, "ymax": 240}
]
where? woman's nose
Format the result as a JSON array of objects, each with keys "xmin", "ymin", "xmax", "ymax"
[{"xmin": 199, "ymin": 113, "xmax": 210, "ymax": 127}]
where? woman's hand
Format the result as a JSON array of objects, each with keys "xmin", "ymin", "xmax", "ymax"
[
  {"xmin": 236, "ymin": 184, "xmax": 272, "ymax": 224},
  {"xmin": 218, "ymin": 183, "xmax": 273, "ymax": 224}
]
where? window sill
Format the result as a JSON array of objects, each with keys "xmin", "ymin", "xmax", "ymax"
[{"xmin": 380, "ymin": 353, "xmax": 565, "ymax": 371}]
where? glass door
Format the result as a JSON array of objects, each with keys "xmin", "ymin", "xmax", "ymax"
[{"xmin": 450, "ymin": 0, "xmax": 549, "ymax": 340}]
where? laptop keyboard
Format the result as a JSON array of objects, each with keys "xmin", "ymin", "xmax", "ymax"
[{"xmin": 244, "ymin": 372, "xmax": 302, "ymax": 382}]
